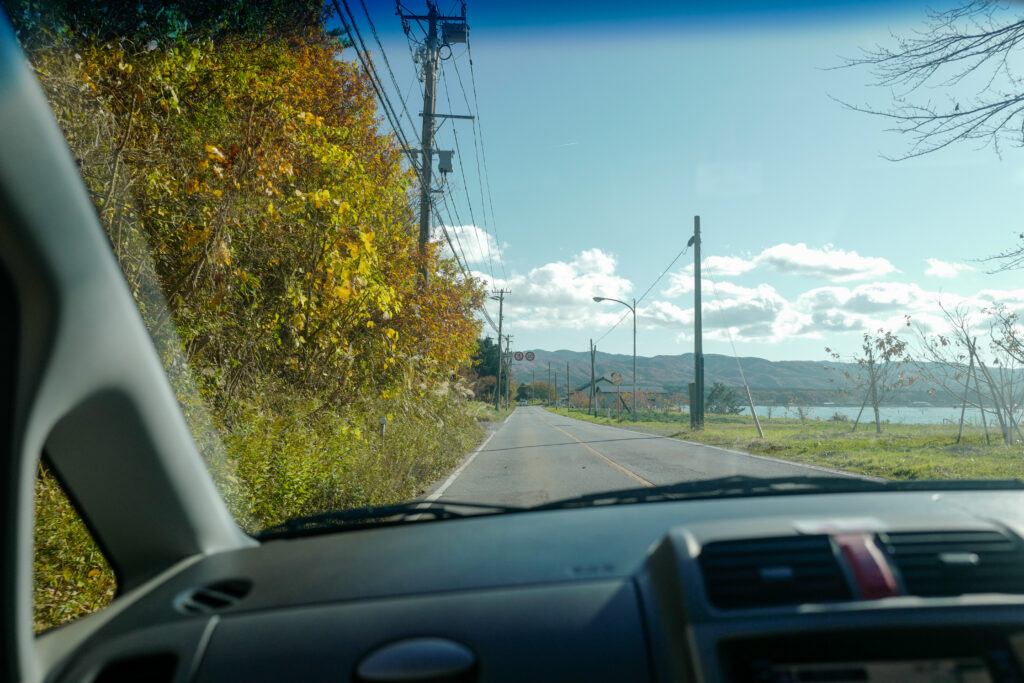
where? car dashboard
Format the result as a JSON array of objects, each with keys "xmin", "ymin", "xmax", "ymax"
[{"xmin": 39, "ymin": 489, "xmax": 1024, "ymax": 682}]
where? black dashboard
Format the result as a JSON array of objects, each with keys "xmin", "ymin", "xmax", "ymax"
[{"xmin": 43, "ymin": 490, "xmax": 1024, "ymax": 682}]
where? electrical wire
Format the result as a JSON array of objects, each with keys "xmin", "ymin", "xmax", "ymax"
[
  {"xmin": 439, "ymin": 69, "xmax": 495, "ymax": 281},
  {"xmin": 459, "ymin": 42, "xmax": 507, "ymax": 280},
  {"xmin": 333, "ymin": 0, "xmax": 422, "ymax": 185},
  {"xmin": 596, "ymin": 244, "xmax": 689, "ymax": 343},
  {"xmin": 358, "ymin": 0, "xmax": 420, "ymax": 135}
]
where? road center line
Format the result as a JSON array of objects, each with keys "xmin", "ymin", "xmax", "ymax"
[{"xmin": 538, "ymin": 413, "xmax": 655, "ymax": 488}]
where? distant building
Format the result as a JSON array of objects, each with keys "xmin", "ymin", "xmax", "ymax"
[{"xmin": 573, "ymin": 375, "xmax": 668, "ymax": 412}]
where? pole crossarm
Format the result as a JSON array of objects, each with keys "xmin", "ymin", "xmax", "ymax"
[{"xmin": 421, "ymin": 113, "xmax": 476, "ymax": 120}]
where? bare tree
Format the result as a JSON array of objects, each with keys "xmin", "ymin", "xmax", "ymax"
[
  {"xmin": 914, "ymin": 303, "xmax": 1024, "ymax": 444},
  {"xmin": 827, "ymin": 329, "xmax": 913, "ymax": 434},
  {"xmin": 841, "ymin": 1, "xmax": 1024, "ymax": 160},
  {"xmin": 841, "ymin": 1, "xmax": 1024, "ymax": 270}
]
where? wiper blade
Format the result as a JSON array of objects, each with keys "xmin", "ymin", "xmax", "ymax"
[
  {"xmin": 530, "ymin": 475, "xmax": 1024, "ymax": 512},
  {"xmin": 257, "ymin": 500, "xmax": 525, "ymax": 540}
]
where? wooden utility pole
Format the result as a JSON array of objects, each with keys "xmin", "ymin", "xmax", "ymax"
[
  {"xmin": 547, "ymin": 362, "xmax": 552, "ymax": 405},
  {"xmin": 689, "ymin": 216, "xmax": 704, "ymax": 429},
  {"xmin": 398, "ymin": 2, "xmax": 469, "ymax": 280},
  {"xmin": 566, "ymin": 361, "xmax": 570, "ymax": 411},
  {"xmin": 590, "ymin": 340, "xmax": 597, "ymax": 416},
  {"xmin": 504, "ymin": 334, "xmax": 512, "ymax": 410},
  {"xmin": 491, "ymin": 289, "xmax": 508, "ymax": 409}
]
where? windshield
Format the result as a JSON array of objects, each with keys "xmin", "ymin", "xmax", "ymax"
[{"xmin": 11, "ymin": 0, "xmax": 1024, "ymax": 534}]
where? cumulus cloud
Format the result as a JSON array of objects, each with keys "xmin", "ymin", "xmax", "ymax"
[
  {"xmin": 925, "ymin": 258, "xmax": 973, "ymax": 278},
  {"xmin": 480, "ymin": 249, "xmax": 633, "ymax": 330},
  {"xmin": 757, "ymin": 243, "xmax": 895, "ymax": 282},
  {"xmin": 663, "ymin": 243, "xmax": 895, "ymax": 296},
  {"xmin": 436, "ymin": 224, "xmax": 502, "ymax": 266}
]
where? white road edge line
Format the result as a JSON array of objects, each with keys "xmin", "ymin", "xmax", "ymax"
[
  {"xmin": 546, "ymin": 408, "xmax": 886, "ymax": 482},
  {"xmin": 424, "ymin": 428, "xmax": 499, "ymax": 503}
]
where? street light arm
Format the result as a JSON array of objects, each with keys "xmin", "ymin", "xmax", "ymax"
[{"xmin": 593, "ymin": 296, "xmax": 634, "ymax": 312}]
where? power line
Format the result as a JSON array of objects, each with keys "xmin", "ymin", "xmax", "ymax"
[
  {"xmin": 596, "ymin": 244, "xmax": 689, "ymax": 343},
  {"xmin": 439, "ymin": 68, "xmax": 495, "ymax": 280},
  {"xmin": 332, "ymin": 0, "xmax": 421, "ymax": 184},
  {"xmin": 458, "ymin": 42, "xmax": 507, "ymax": 280},
  {"xmin": 358, "ymin": 0, "xmax": 419, "ymax": 136}
]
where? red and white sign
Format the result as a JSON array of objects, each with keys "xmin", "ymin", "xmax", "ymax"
[
  {"xmin": 525, "ymin": 351, "xmax": 535, "ymax": 361},
  {"xmin": 513, "ymin": 351, "xmax": 524, "ymax": 361}
]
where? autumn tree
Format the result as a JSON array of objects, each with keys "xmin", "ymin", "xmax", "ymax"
[{"xmin": 827, "ymin": 329, "xmax": 914, "ymax": 434}]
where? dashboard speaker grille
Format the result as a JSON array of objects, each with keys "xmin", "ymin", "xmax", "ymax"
[
  {"xmin": 881, "ymin": 530, "xmax": 1024, "ymax": 597},
  {"xmin": 699, "ymin": 535, "xmax": 852, "ymax": 609}
]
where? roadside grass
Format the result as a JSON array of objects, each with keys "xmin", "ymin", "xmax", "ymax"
[
  {"xmin": 33, "ymin": 392, "xmax": 485, "ymax": 633},
  {"xmin": 33, "ymin": 465, "xmax": 118, "ymax": 633},
  {"xmin": 545, "ymin": 407, "xmax": 1024, "ymax": 481}
]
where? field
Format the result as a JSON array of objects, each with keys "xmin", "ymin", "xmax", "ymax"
[{"xmin": 546, "ymin": 408, "xmax": 1024, "ymax": 481}]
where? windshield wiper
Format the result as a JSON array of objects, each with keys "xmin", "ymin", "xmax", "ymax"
[
  {"xmin": 530, "ymin": 475, "xmax": 1024, "ymax": 512},
  {"xmin": 257, "ymin": 500, "xmax": 526, "ymax": 540}
]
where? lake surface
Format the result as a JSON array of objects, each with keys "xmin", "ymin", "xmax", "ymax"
[{"xmin": 744, "ymin": 405, "xmax": 992, "ymax": 425}]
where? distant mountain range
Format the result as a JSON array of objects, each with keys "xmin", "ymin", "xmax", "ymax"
[{"xmin": 516, "ymin": 349, "xmax": 954, "ymax": 406}]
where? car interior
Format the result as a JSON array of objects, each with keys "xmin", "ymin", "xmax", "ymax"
[{"xmin": 5, "ymin": 5, "xmax": 1024, "ymax": 683}]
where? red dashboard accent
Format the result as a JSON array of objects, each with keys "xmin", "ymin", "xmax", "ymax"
[{"xmin": 834, "ymin": 533, "xmax": 901, "ymax": 600}]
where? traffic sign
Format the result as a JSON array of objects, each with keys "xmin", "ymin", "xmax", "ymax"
[
  {"xmin": 513, "ymin": 351, "xmax": 524, "ymax": 361},
  {"xmin": 525, "ymin": 351, "xmax": 535, "ymax": 361},
  {"xmin": 609, "ymin": 372, "xmax": 623, "ymax": 386}
]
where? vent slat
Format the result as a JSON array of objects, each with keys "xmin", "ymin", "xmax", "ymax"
[
  {"xmin": 699, "ymin": 536, "xmax": 851, "ymax": 609},
  {"xmin": 882, "ymin": 530, "xmax": 1024, "ymax": 597},
  {"xmin": 176, "ymin": 579, "xmax": 252, "ymax": 615}
]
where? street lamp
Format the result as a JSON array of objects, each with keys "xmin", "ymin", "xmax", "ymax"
[{"xmin": 593, "ymin": 296, "xmax": 637, "ymax": 422}]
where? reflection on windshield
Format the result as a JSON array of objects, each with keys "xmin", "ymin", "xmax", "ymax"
[{"xmin": 12, "ymin": 0, "xmax": 1024, "ymax": 540}]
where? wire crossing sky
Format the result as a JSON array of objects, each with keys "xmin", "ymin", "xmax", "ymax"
[{"xmin": 336, "ymin": 1, "xmax": 1024, "ymax": 361}]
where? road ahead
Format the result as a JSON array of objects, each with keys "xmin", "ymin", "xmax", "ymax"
[{"xmin": 432, "ymin": 406, "xmax": 858, "ymax": 508}]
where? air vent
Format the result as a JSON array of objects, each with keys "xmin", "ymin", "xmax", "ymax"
[
  {"xmin": 699, "ymin": 535, "xmax": 852, "ymax": 609},
  {"xmin": 881, "ymin": 530, "xmax": 1024, "ymax": 597},
  {"xmin": 175, "ymin": 578, "xmax": 251, "ymax": 615}
]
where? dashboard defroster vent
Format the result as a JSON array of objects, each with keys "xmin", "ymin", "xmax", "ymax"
[
  {"xmin": 175, "ymin": 578, "xmax": 252, "ymax": 615},
  {"xmin": 699, "ymin": 535, "xmax": 852, "ymax": 609},
  {"xmin": 881, "ymin": 530, "xmax": 1024, "ymax": 597}
]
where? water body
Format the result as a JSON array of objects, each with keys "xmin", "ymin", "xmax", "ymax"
[{"xmin": 744, "ymin": 405, "xmax": 991, "ymax": 426}]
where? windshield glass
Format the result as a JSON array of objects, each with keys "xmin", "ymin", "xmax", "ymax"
[{"xmin": 11, "ymin": 0, "xmax": 1024, "ymax": 533}]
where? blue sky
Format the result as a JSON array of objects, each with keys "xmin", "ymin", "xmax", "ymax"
[{"xmin": 349, "ymin": 1, "xmax": 1024, "ymax": 361}]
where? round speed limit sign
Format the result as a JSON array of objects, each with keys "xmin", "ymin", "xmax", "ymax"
[
  {"xmin": 513, "ymin": 351, "xmax": 524, "ymax": 361},
  {"xmin": 525, "ymin": 351, "xmax": 535, "ymax": 361}
]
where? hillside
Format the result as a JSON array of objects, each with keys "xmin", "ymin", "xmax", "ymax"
[{"xmin": 519, "ymin": 349, "xmax": 955, "ymax": 406}]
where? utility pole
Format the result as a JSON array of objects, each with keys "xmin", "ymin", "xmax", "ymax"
[
  {"xmin": 688, "ymin": 216, "xmax": 705, "ymax": 429},
  {"xmin": 491, "ymin": 289, "xmax": 508, "ymax": 409},
  {"xmin": 590, "ymin": 339, "xmax": 597, "ymax": 417},
  {"xmin": 547, "ymin": 362, "xmax": 552, "ymax": 406},
  {"xmin": 398, "ymin": 2, "xmax": 469, "ymax": 279},
  {"xmin": 504, "ymin": 335, "xmax": 512, "ymax": 410},
  {"xmin": 566, "ymin": 361, "xmax": 570, "ymax": 411}
]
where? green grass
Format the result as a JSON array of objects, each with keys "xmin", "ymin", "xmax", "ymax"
[
  {"xmin": 34, "ymin": 392, "xmax": 488, "ymax": 633},
  {"xmin": 545, "ymin": 407, "xmax": 1024, "ymax": 481}
]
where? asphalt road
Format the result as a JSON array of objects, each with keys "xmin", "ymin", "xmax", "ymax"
[{"xmin": 433, "ymin": 406, "xmax": 858, "ymax": 508}]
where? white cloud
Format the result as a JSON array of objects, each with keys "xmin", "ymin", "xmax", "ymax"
[
  {"xmin": 480, "ymin": 249, "xmax": 633, "ymax": 331},
  {"xmin": 757, "ymin": 243, "xmax": 895, "ymax": 282},
  {"xmin": 925, "ymin": 257, "xmax": 973, "ymax": 278},
  {"xmin": 436, "ymin": 224, "xmax": 502, "ymax": 266},
  {"xmin": 663, "ymin": 243, "xmax": 896, "ymax": 295}
]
